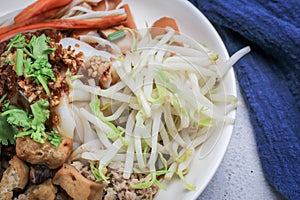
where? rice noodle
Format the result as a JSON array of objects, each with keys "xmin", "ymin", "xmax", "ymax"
[{"xmin": 55, "ymin": 97, "xmax": 76, "ymax": 138}]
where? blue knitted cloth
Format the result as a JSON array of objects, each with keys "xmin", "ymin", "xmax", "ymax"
[{"xmin": 188, "ymin": 0, "xmax": 300, "ymax": 199}]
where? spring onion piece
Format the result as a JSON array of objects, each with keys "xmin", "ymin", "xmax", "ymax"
[
  {"xmin": 15, "ymin": 49, "xmax": 23, "ymax": 76},
  {"xmin": 0, "ymin": 94, "xmax": 7, "ymax": 104},
  {"xmin": 107, "ymin": 30, "xmax": 126, "ymax": 42}
]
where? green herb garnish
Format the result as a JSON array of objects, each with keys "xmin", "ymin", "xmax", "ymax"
[
  {"xmin": 0, "ymin": 115, "xmax": 18, "ymax": 145},
  {"xmin": 6, "ymin": 33, "xmax": 56, "ymax": 96},
  {"xmin": 1, "ymin": 99, "xmax": 62, "ymax": 146},
  {"xmin": 107, "ymin": 30, "xmax": 126, "ymax": 42},
  {"xmin": 0, "ymin": 93, "xmax": 7, "ymax": 104},
  {"xmin": 46, "ymin": 130, "xmax": 63, "ymax": 147},
  {"xmin": 16, "ymin": 49, "xmax": 24, "ymax": 76},
  {"xmin": 4, "ymin": 33, "xmax": 26, "ymax": 55}
]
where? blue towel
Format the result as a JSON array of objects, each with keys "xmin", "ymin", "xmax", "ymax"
[{"xmin": 188, "ymin": 0, "xmax": 300, "ymax": 199}]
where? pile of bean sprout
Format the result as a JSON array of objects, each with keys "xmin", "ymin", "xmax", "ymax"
[{"xmin": 58, "ymin": 27, "xmax": 250, "ymax": 190}]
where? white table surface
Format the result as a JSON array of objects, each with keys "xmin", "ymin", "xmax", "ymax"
[{"xmin": 197, "ymin": 83, "xmax": 285, "ymax": 200}]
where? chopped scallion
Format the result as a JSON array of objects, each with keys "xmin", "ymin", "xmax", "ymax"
[
  {"xmin": 16, "ymin": 49, "xmax": 24, "ymax": 76},
  {"xmin": 0, "ymin": 94, "xmax": 7, "ymax": 104},
  {"xmin": 107, "ymin": 30, "xmax": 126, "ymax": 42}
]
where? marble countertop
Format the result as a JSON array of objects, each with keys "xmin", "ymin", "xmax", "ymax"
[{"xmin": 197, "ymin": 84, "xmax": 285, "ymax": 200}]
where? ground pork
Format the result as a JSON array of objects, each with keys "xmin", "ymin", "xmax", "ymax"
[
  {"xmin": 70, "ymin": 160, "xmax": 159, "ymax": 200},
  {"xmin": 71, "ymin": 161, "xmax": 96, "ymax": 182},
  {"xmin": 103, "ymin": 161, "xmax": 159, "ymax": 200}
]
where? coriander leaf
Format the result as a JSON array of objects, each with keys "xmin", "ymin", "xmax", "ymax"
[
  {"xmin": 1, "ymin": 108, "xmax": 31, "ymax": 129},
  {"xmin": 31, "ymin": 99, "xmax": 50, "ymax": 126},
  {"xmin": 4, "ymin": 33, "xmax": 26, "ymax": 54},
  {"xmin": 40, "ymin": 67, "xmax": 56, "ymax": 81},
  {"xmin": 27, "ymin": 35, "xmax": 36, "ymax": 53},
  {"xmin": 24, "ymin": 57, "xmax": 56, "ymax": 97},
  {"xmin": 0, "ymin": 115, "xmax": 18, "ymax": 145},
  {"xmin": 3, "ymin": 99, "xmax": 62, "ymax": 147},
  {"xmin": 28, "ymin": 100, "xmax": 62, "ymax": 145},
  {"xmin": 28, "ymin": 34, "xmax": 55, "ymax": 60},
  {"xmin": 23, "ymin": 58, "xmax": 33, "ymax": 77},
  {"xmin": 30, "ymin": 57, "xmax": 51, "ymax": 74},
  {"xmin": 47, "ymin": 131, "xmax": 62, "ymax": 147},
  {"xmin": 37, "ymin": 75, "xmax": 51, "ymax": 97},
  {"xmin": 7, "ymin": 33, "xmax": 56, "ymax": 96},
  {"xmin": 4, "ymin": 59, "xmax": 14, "ymax": 66},
  {"xmin": 31, "ymin": 124, "xmax": 47, "ymax": 143}
]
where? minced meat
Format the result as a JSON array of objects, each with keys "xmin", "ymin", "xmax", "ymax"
[{"xmin": 103, "ymin": 162, "xmax": 159, "ymax": 200}]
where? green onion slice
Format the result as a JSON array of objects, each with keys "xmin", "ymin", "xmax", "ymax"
[{"xmin": 107, "ymin": 30, "xmax": 126, "ymax": 42}]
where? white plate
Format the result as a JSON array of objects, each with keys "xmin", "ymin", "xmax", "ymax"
[{"xmin": 0, "ymin": 0, "xmax": 236, "ymax": 199}]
